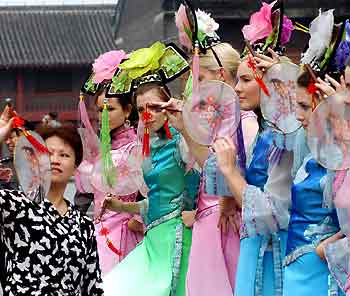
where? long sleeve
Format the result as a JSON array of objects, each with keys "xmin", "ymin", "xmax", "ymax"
[
  {"xmin": 203, "ymin": 152, "xmax": 233, "ymax": 197},
  {"xmin": 81, "ymin": 219, "xmax": 104, "ymax": 295},
  {"xmin": 242, "ymin": 151, "xmax": 293, "ymax": 236},
  {"xmin": 324, "ymin": 237, "xmax": 350, "ymax": 295}
]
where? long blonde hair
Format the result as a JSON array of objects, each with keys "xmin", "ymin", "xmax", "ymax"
[{"xmin": 199, "ymin": 42, "xmax": 240, "ymax": 78}]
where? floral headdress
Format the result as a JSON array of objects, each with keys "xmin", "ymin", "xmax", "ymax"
[
  {"xmin": 79, "ymin": 50, "xmax": 128, "ymax": 189},
  {"xmin": 242, "ymin": 0, "xmax": 294, "ymax": 56},
  {"xmin": 105, "ymin": 42, "xmax": 189, "ymax": 97},
  {"xmin": 176, "ymin": 2, "xmax": 220, "ymax": 53},
  {"xmin": 301, "ymin": 10, "xmax": 350, "ymax": 77},
  {"xmin": 105, "ymin": 41, "xmax": 189, "ymax": 157}
]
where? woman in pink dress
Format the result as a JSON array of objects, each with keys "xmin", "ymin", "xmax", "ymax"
[
  {"xmin": 175, "ymin": 5, "xmax": 258, "ymax": 295},
  {"xmin": 76, "ymin": 50, "xmax": 144, "ymax": 276}
]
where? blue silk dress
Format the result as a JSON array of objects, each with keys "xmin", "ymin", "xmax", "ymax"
[{"xmin": 283, "ymin": 155, "xmax": 344, "ymax": 296}]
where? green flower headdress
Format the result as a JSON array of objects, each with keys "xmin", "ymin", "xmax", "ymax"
[{"xmin": 105, "ymin": 41, "xmax": 190, "ymax": 97}]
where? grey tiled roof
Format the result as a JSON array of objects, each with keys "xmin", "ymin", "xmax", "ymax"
[{"xmin": 0, "ymin": 5, "xmax": 118, "ymax": 68}]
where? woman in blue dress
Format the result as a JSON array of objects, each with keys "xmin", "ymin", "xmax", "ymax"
[
  {"xmin": 211, "ymin": 2, "xmax": 296, "ymax": 295},
  {"xmin": 282, "ymin": 10, "xmax": 350, "ymax": 295}
]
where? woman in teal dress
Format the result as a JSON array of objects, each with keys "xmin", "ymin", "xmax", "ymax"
[{"xmin": 100, "ymin": 41, "xmax": 202, "ymax": 296}]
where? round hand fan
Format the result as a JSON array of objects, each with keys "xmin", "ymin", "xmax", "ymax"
[
  {"xmin": 260, "ymin": 62, "xmax": 302, "ymax": 135},
  {"xmin": 307, "ymin": 90, "xmax": 350, "ymax": 170},
  {"xmin": 14, "ymin": 131, "xmax": 51, "ymax": 203},
  {"xmin": 182, "ymin": 80, "xmax": 241, "ymax": 145}
]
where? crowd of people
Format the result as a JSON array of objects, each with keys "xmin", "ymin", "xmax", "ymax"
[{"xmin": 1, "ymin": 1, "xmax": 350, "ymax": 295}]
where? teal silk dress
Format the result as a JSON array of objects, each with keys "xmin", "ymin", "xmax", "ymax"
[{"xmin": 103, "ymin": 129, "xmax": 200, "ymax": 296}]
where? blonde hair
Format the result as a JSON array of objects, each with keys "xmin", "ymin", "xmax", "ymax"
[{"xmin": 199, "ymin": 42, "xmax": 240, "ymax": 78}]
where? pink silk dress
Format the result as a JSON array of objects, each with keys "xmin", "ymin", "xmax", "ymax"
[
  {"xmin": 76, "ymin": 127, "xmax": 144, "ymax": 276},
  {"xmin": 186, "ymin": 111, "xmax": 257, "ymax": 296}
]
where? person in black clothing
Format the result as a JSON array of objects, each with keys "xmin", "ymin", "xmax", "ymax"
[{"xmin": 0, "ymin": 111, "xmax": 104, "ymax": 295}]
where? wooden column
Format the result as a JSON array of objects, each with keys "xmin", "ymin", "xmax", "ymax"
[{"xmin": 16, "ymin": 71, "xmax": 24, "ymax": 113}]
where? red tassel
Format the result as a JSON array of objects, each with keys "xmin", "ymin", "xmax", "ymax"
[
  {"xmin": 247, "ymin": 55, "xmax": 270, "ymax": 97},
  {"xmin": 12, "ymin": 116, "xmax": 25, "ymax": 128},
  {"xmin": 255, "ymin": 76, "xmax": 270, "ymax": 97},
  {"xmin": 25, "ymin": 132, "xmax": 50, "ymax": 154},
  {"xmin": 143, "ymin": 128, "xmax": 150, "ymax": 157},
  {"xmin": 106, "ymin": 238, "xmax": 122, "ymax": 256},
  {"xmin": 164, "ymin": 120, "xmax": 172, "ymax": 139},
  {"xmin": 99, "ymin": 227, "xmax": 109, "ymax": 236},
  {"xmin": 307, "ymin": 82, "xmax": 317, "ymax": 94}
]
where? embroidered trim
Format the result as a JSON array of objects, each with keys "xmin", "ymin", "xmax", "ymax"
[
  {"xmin": 328, "ymin": 274, "xmax": 340, "ymax": 296},
  {"xmin": 284, "ymin": 232, "xmax": 334, "ymax": 266},
  {"xmin": 145, "ymin": 195, "xmax": 184, "ymax": 232},
  {"xmin": 254, "ymin": 232, "xmax": 284, "ymax": 296},
  {"xmin": 170, "ymin": 223, "xmax": 184, "ymax": 296},
  {"xmin": 284, "ymin": 243, "xmax": 316, "ymax": 266},
  {"xmin": 196, "ymin": 205, "xmax": 219, "ymax": 220}
]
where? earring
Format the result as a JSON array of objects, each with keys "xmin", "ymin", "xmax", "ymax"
[{"xmin": 124, "ymin": 119, "xmax": 131, "ymax": 128}]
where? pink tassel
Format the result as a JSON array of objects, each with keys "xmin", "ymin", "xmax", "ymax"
[{"xmin": 192, "ymin": 43, "xmax": 200, "ymax": 107}]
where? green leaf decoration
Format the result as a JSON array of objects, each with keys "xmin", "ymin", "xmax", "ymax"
[
  {"xmin": 183, "ymin": 71, "xmax": 193, "ymax": 100},
  {"xmin": 111, "ymin": 71, "xmax": 128, "ymax": 93},
  {"xmin": 84, "ymin": 77, "xmax": 98, "ymax": 93},
  {"xmin": 162, "ymin": 55, "xmax": 185, "ymax": 76},
  {"xmin": 119, "ymin": 42, "xmax": 166, "ymax": 79},
  {"xmin": 183, "ymin": 24, "xmax": 193, "ymax": 42},
  {"xmin": 197, "ymin": 30, "xmax": 207, "ymax": 43},
  {"xmin": 263, "ymin": 28, "xmax": 277, "ymax": 51}
]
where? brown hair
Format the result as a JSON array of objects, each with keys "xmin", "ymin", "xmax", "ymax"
[
  {"xmin": 133, "ymin": 82, "xmax": 171, "ymax": 106},
  {"xmin": 37, "ymin": 125, "xmax": 83, "ymax": 166}
]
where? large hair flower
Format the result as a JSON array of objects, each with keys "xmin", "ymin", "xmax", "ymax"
[
  {"xmin": 175, "ymin": 4, "xmax": 193, "ymax": 50},
  {"xmin": 119, "ymin": 42, "xmax": 166, "ymax": 79},
  {"xmin": 301, "ymin": 9, "xmax": 334, "ymax": 65},
  {"xmin": 92, "ymin": 50, "xmax": 127, "ymax": 83},
  {"xmin": 196, "ymin": 9, "xmax": 219, "ymax": 38},
  {"xmin": 242, "ymin": 1, "xmax": 293, "ymax": 45},
  {"xmin": 333, "ymin": 20, "xmax": 350, "ymax": 71},
  {"xmin": 242, "ymin": 2, "xmax": 273, "ymax": 44},
  {"xmin": 281, "ymin": 16, "xmax": 294, "ymax": 45}
]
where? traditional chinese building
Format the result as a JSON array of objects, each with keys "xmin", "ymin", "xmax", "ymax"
[{"xmin": 0, "ymin": 2, "xmax": 121, "ymax": 122}]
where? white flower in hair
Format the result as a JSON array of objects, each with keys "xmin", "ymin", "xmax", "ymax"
[
  {"xmin": 301, "ymin": 9, "xmax": 334, "ymax": 65},
  {"xmin": 196, "ymin": 9, "xmax": 219, "ymax": 37}
]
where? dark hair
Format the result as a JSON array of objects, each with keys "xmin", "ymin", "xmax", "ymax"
[
  {"xmin": 95, "ymin": 89, "xmax": 138, "ymax": 127},
  {"xmin": 48, "ymin": 112, "xmax": 58, "ymax": 120},
  {"xmin": 36, "ymin": 125, "xmax": 83, "ymax": 166},
  {"xmin": 297, "ymin": 69, "xmax": 320, "ymax": 88}
]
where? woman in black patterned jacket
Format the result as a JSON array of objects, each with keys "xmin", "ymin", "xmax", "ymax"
[{"xmin": 0, "ymin": 111, "xmax": 104, "ymax": 296}]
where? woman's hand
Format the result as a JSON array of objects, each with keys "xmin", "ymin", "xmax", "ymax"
[
  {"xmin": 102, "ymin": 195, "xmax": 125, "ymax": 213},
  {"xmin": 315, "ymin": 74, "xmax": 347, "ymax": 98},
  {"xmin": 0, "ymin": 106, "xmax": 14, "ymax": 144},
  {"xmin": 316, "ymin": 232, "xmax": 344, "ymax": 260},
  {"xmin": 162, "ymin": 98, "xmax": 185, "ymax": 132},
  {"xmin": 127, "ymin": 218, "xmax": 144, "ymax": 233},
  {"xmin": 217, "ymin": 197, "xmax": 240, "ymax": 234},
  {"xmin": 213, "ymin": 137, "xmax": 237, "ymax": 177},
  {"xmin": 181, "ymin": 210, "xmax": 197, "ymax": 228},
  {"xmin": 254, "ymin": 48, "xmax": 281, "ymax": 72}
]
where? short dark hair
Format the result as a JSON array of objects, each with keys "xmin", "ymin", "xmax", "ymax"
[
  {"xmin": 48, "ymin": 112, "xmax": 58, "ymax": 120},
  {"xmin": 36, "ymin": 125, "xmax": 83, "ymax": 166}
]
